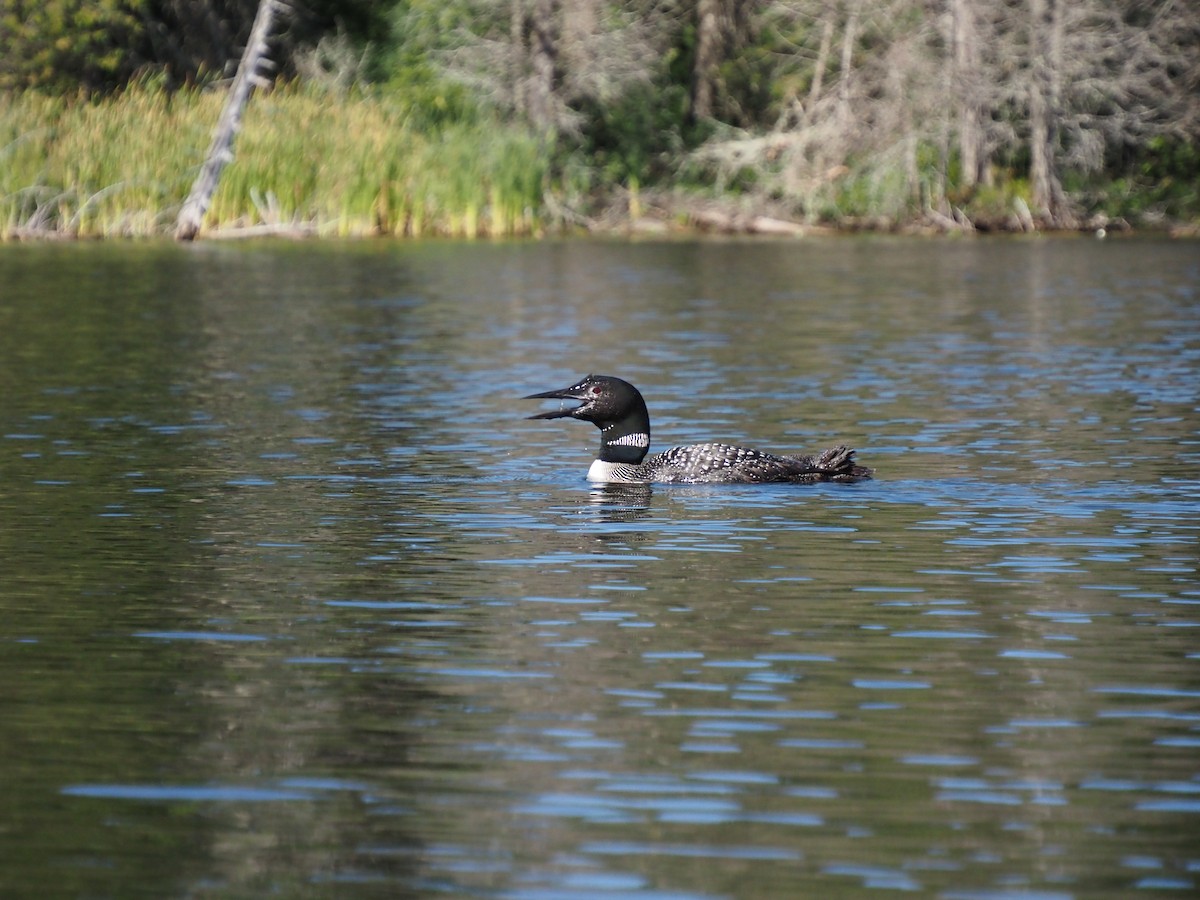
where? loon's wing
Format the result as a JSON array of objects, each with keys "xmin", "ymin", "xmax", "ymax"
[
  {"xmin": 647, "ymin": 443, "xmax": 808, "ymax": 483},
  {"xmin": 650, "ymin": 443, "xmax": 872, "ymax": 484}
]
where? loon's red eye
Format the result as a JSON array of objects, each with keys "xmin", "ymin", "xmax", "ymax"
[{"xmin": 591, "ymin": 386, "xmax": 602, "ymax": 394}]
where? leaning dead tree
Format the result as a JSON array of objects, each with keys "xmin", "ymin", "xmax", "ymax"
[{"xmin": 175, "ymin": 0, "xmax": 279, "ymax": 241}]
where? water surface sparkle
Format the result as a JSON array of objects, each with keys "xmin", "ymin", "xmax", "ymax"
[{"xmin": 2, "ymin": 237, "xmax": 1197, "ymax": 898}]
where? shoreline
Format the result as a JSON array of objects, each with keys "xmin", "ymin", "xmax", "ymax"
[
  {"xmin": 4, "ymin": 205, "xmax": 1196, "ymax": 243},
  {"xmin": 3, "ymin": 165, "xmax": 1196, "ymax": 244},
  {"xmin": 5, "ymin": 86, "xmax": 1195, "ymax": 245}
]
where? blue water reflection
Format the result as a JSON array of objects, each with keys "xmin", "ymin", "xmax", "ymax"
[{"xmin": 1, "ymin": 237, "xmax": 1197, "ymax": 897}]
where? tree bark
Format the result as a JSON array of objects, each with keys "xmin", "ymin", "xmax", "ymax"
[
  {"xmin": 950, "ymin": 0, "xmax": 984, "ymax": 188},
  {"xmin": 175, "ymin": 0, "xmax": 278, "ymax": 241},
  {"xmin": 690, "ymin": 0, "xmax": 721, "ymax": 122},
  {"xmin": 560, "ymin": 0, "xmax": 597, "ymax": 71},
  {"xmin": 1027, "ymin": 0, "xmax": 1074, "ymax": 227},
  {"xmin": 807, "ymin": 15, "xmax": 835, "ymax": 116},
  {"xmin": 836, "ymin": 0, "xmax": 861, "ymax": 128},
  {"xmin": 528, "ymin": 0, "xmax": 559, "ymax": 132},
  {"xmin": 511, "ymin": 0, "xmax": 526, "ymax": 113}
]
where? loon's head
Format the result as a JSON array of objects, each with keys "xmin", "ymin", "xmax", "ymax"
[{"xmin": 525, "ymin": 374, "xmax": 651, "ymax": 464}]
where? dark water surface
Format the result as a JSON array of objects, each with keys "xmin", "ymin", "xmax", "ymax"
[{"xmin": 1, "ymin": 237, "xmax": 1197, "ymax": 898}]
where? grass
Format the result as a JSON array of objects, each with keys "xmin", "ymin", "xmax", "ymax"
[
  {"xmin": 4, "ymin": 83, "xmax": 1193, "ymax": 240},
  {"xmin": 1, "ymin": 83, "xmax": 549, "ymax": 239}
]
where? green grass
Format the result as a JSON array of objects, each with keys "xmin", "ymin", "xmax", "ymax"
[
  {"xmin": 5, "ymin": 83, "xmax": 1193, "ymax": 240},
  {"xmin": 1, "ymin": 84, "xmax": 548, "ymax": 238}
]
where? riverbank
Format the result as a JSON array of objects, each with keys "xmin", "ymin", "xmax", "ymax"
[
  {"xmin": 2, "ymin": 85, "xmax": 547, "ymax": 240},
  {"xmin": 3, "ymin": 86, "xmax": 1197, "ymax": 242}
]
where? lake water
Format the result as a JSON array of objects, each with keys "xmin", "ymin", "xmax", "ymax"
[{"xmin": 1, "ymin": 236, "xmax": 1197, "ymax": 898}]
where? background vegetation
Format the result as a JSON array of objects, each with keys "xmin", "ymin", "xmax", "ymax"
[{"xmin": 2, "ymin": 0, "xmax": 1198, "ymax": 238}]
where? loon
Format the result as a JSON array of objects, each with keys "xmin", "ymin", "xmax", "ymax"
[{"xmin": 525, "ymin": 374, "xmax": 872, "ymax": 485}]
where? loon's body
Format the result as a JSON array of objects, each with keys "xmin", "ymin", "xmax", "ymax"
[{"xmin": 525, "ymin": 374, "xmax": 872, "ymax": 485}]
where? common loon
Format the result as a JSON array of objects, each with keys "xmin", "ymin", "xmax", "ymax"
[{"xmin": 525, "ymin": 374, "xmax": 872, "ymax": 485}]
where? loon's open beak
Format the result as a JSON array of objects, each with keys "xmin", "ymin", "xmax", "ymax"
[{"xmin": 524, "ymin": 385, "xmax": 588, "ymax": 420}]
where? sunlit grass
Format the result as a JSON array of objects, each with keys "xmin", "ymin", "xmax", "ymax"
[{"xmin": 1, "ymin": 84, "xmax": 548, "ymax": 239}]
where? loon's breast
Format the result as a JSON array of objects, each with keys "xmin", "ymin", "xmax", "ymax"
[{"xmin": 586, "ymin": 459, "xmax": 644, "ymax": 483}]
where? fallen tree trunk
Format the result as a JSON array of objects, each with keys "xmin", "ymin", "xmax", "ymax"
[
  {"xmin": 691, "ymin": 207, "xmax": 808, "ymax": 236},
  {"xmin": 175, "ymin": 0, "xmax": 279, "ymax": 241},
  {"xmin": 204, "ymin": 223, "xmax": 318, "ymax": 240}
]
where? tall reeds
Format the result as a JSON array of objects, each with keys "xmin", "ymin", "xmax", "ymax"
[{"xmin": 1, "ymin": 84, "xmax": 548, "ymax": 239}]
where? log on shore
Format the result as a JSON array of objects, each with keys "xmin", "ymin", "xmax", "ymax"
[
  {"xmin": 204, "ymin": 223, "xmax": 318, "ymax": 240},
  {"xmin": 690, "ymin": 208, "xmax": 809, "ymax": 236},
  {"xmin": 175, "ymin": 0, "xmax": 279, "ymax": 242}
]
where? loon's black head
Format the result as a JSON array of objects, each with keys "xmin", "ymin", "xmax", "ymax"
[
  {"xmin": 525, "ymin": 374, "xmax": 642, "ymax": 424},
  {"xmin": 525, "ymin": 374, "xmax": 651, "ymax": 464}
]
